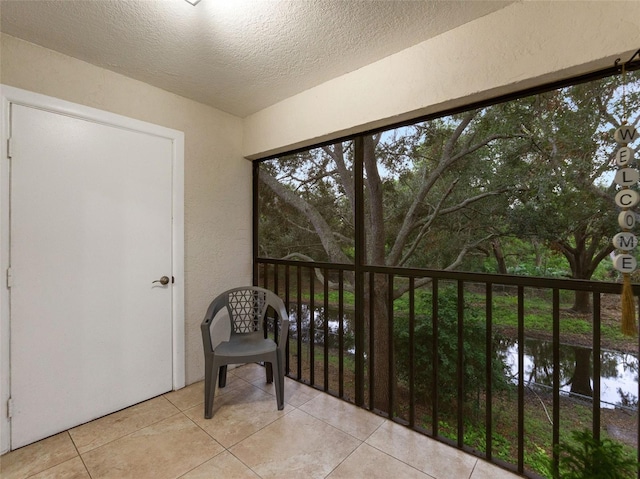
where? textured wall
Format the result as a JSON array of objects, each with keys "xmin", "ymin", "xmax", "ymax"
[
  {"xmin": 243, "ymin": 1, "xmax": 640, "ymax": 159},
  {"xmin": 0, "ymin": 33, "xmax": 250, "ymax": 385}
]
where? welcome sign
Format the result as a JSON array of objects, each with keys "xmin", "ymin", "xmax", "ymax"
[{"xmin": 612, "ymin": 123, "xmax": 639, "ymax": 335}]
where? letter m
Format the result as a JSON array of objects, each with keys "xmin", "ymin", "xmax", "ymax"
[{"xmin": 619, "ymin": 236, "xmax": 636, "ymax": 248}]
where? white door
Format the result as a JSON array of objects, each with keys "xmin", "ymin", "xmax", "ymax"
[{"xmin": 9, "ymin": 104, "xmax": 175, "ymax": 448}]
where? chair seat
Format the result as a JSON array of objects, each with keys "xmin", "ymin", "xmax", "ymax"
[{"xmin": 215, "ymin": 332, "xmax": 277, "ymax": 358}]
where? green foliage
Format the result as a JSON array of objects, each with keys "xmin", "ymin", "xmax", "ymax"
[
  {"xmin": 553, "ymin": 429, "xmax": 638, "ymax": 479},
  {"xmin": 527, "ymin": 444, "xmax": 554, "ymax": 478},
  {"xmin": 393, "ymin": 288, "xmax": 511, "ymax": 409},
  {"xmin": 507, "ymin": 263, "xmax": 568, "ymax": 279}
]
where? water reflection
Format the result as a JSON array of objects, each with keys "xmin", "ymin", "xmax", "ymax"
[
  {"xmin": 501, "ymin": 338, "xmax": 637, "ymax": 410},
  {"xmin": 288, "ymin": 304, "xmax": 355, "ymax": 352}
]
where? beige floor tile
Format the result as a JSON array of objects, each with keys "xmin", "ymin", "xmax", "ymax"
[
  {"xmin": 81, "ymin": 413, "xmax": 223, "ymax": 479},
  {"xmin": 29, "ymin": 457, "xmax": 90, "ymax": 479},
  {"xmin": 179, "ymin": 451, "xmax": 260, "ymax": 479},
  {"xmin": 327, "ymin": 443, "xmax": 434, "ymax": 479},
  {"xmin": 0, "ymin": 432, "xmax": 78, "ymax": 479},
  {"xmin": 69, "ymin": 396, "xmax": 179, "ymax": 454},
  {"xmin": 184, "ymin": 382, "xmax": 292, "ymax": 448},
  {"xmin": 299, "ymin": 393, "xmax": 385, "ymax": 440},
  {"xmin": 253, "ymin": 376, "xmax": 323, "ymax": 407},
  {"xmin": 366, "ymin": 420, "xmax": 477, "ymax": 479},
  {"xmin": 165, "ymin": 374, "xmax": 244, "ymax": 412},
  {"xmin": 231, "ymin": 362, "xmax": 271, "ymax": 383},
  {"xmin": 470, "ymin": 459, "xmax": 521, "ymax": 479},
  {"xmin": 230, "ymin": 409, "xmax": 361, "ymax": 479},
  {"xmin": 164, "ymin": 381, "xmax": 206, "ymax": 411}
]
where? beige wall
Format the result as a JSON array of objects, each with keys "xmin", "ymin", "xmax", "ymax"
[
  {"xmin": 0, "ymin": 33, "xmax": 250, "ymax": 385},
  {"xmin": 243, "ymin": 1, "xmax": 640, "ymax": 159}
]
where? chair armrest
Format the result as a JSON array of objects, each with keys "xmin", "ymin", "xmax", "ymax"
[
  {"xmin": 201, "ymin": 295, "xmax": 228, "ymax": 353},
  {"xmin": 278, "ymin": 318, "xmax": 290, "ymax": 346}
]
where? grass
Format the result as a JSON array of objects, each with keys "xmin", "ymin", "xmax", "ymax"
[{"xmin": 291, "ymin": 284, "xmax": 636, "ymax": 352}]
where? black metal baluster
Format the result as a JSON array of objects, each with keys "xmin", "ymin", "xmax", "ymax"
[
  {"xmin": 339, "ymin": 270, "xmax": 344, "ymax": 399},
  {"xmin": 324, "ymin": 267, "xmax": 329, "ymax": 392},
  {"xmin": 593, "ymin": 292, "xmax": 601, "ymax": 442},
  {"xmin": 485, "ymin": 283, "xmax": 493, "ymax": 461},
  {"xmin": 432, "ymin": 278, "xmax": 439, "ymax": 438},
  {"xmin": 310, "ymin": 266, "xmax": 315, "ymax": 386},
  {"xmin": 552, "ymin": 289, "xmax": 560, "ymax": 479},
  {"xmin": 457, "ymin": 280, "xmax": 464, "ymax": 448},
  {"xmin": 297, "ymin": 265, "xmax": 302, "ymax": 381},
  {"xmin": 369, "ymin": 272, "xmax": 375, "ymax": 411},
  {"xmin": 409, "ymin": 277, "xmax": 415, "ymax": 428},
  {"xmin": 388, "ymin": 274, "xmax": 395, "ymax": 419},
  {"xmin": 518, "ymin": 286, "xmax": 525, "ymax": 474}
]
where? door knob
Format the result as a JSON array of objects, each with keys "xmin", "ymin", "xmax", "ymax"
[{"xmin": 152, "ymin": 276, "xmax": 170, "ymax": 285}]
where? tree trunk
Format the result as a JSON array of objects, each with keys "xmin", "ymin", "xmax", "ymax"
[
  {"xmin": 532, "ymin": 239, "xmax": 543, "ymax": 268},
  {"xmin": 366, "ymin": 275, "xmax": 391, "ymax": 413},
  {"xmin": 491, "ymin": 239, "xmax": 508, "ymax": 274},
  {"xmin": 571, "ymin": 290, "xmax": 592, "ymax": 313},
  {"xmin": 570, "ymin": 347, "xmax": 593, "ymax": 398}
]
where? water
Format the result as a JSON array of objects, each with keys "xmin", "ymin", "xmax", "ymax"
[{"xmin": 503, "ymin": 338, "xmax": 638, "ymax": 410}]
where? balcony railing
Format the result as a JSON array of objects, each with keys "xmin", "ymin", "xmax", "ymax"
[{"xmin": 256, "ymin": 257, "xmax": 640, "ymax": 479}]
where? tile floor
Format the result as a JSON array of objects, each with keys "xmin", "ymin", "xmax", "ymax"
[{"xmin": 1, "ymin": 363, "xmax": 521, "ymax": 479}]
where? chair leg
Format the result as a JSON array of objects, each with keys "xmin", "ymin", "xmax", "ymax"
[
  {"xmin": 218, "ymin": 365, "xmax": 227, "ymax": 388},
  {"xmin": 205, "ymin": 357, "xmax": 221, "ymax": 419},
  {"xmin": 265, "ymin": 362, "xmax": 274, "ymax": 384},
  {"xmin": 279, "ymin": 349, "xmax": 286, "ymax": 409},
  {"xmin": 275, "ymin": 355, "xmax": 284, "ymax": 410}
]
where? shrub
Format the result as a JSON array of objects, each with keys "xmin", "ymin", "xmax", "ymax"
[
  {"xmin": 554, "ymin": 429, "xmax": 638, "ymax": 479},
  {"xmin": 394, "ymin": 288, "xmax": 510, "ymax": 411}
]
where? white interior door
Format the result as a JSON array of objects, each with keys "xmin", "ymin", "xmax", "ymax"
[{"xmin": 9, "ymin": 104, "xmax": 175, "ymax": 448}]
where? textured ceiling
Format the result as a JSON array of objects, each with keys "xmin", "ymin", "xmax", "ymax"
[{"xmin": 0, "ymin": 0, "xmax": 514, "ymax": 117}]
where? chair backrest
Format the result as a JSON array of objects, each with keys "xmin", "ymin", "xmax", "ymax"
[
  {"xmin": 227, "ymin": 288, "xmax": 268, "ymax": 335},
  {"xmin": 201, "ymin": 286, "xmax": 289, "ymax": 353}
]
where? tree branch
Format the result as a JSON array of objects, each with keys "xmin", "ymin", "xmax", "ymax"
[
  {"xmin": 395, "ymin": 234, "xmax": 496, "ymax": 297},
  {"xmin": 323, "ymin": 143, "xmax": 355, "ymax": 214},
  {"xmin": 260, "ymin": 170, "xmax": 351, "ymax": 264},
  {"xmin": 399, "ymin": 178, "xmax": 458, "ymax": 266},
  {"xmin": 280, "ymin": 253, "xmax": 354, "ymax": 293}
]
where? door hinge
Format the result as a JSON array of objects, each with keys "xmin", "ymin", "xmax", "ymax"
[
  {"xmin": 172, "ymin": 276, "xmax": 175, "ymax": 284},
  {"xmin": 6, "ymin": 267, "xmax": 12, "ymax": 288},
  {"xmin": 7, "ymin": 138, "xmax": 12, "ymax": 159},
  {"xmin": 7, "ymin": 398, "xmax": 13, "ymax": 418}
]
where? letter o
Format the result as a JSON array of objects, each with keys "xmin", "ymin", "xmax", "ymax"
[{"xmin": 619, "ymin": 210, "xmax": 637, "ymax": 229}]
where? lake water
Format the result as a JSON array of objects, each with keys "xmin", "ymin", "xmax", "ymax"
[{"xmin": 503, "ymin": 338, "xmax": 638, "ymax": 410}]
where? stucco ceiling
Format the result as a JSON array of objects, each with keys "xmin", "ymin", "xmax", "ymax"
[{"xmin": 0, "ymin": 0, "xmax": 514, "ymax": 117}]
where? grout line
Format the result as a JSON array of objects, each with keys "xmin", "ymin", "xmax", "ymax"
[
  {"xmin": 322, "ymin": 441, "xmax": 362, "ymax": 479},
  {"xmin": 467, "ymin": 458, "xmax": 478, "ymax": 479},
  {"xmin": 226, "ymin": 449, "xmax": 264, "ymax": 479},
  {"xmin": 67, "ymin": 431, "xmax": 94, "ymax": 479}
]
